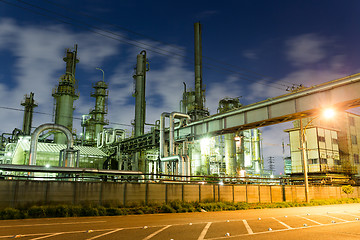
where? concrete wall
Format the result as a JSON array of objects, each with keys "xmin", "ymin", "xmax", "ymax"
[{"xmin": 0, "ymin": 180, "xmax": 359, "ymax": 209}]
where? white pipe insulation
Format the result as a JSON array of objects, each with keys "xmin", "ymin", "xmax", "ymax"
[
  {"xmin": 159, "ymin": 112, "xmax": 191, "ymax": 176},
  {"xmin": 29, "ymin": 123, "xmax": 74, "ymax": 166}
]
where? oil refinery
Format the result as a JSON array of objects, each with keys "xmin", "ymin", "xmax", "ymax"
[
  {"xmin": 0, "ymin": 22, "xmax": 271, "ymax": 180},
  {"xmin": 1, "ymin": 22, "xmax": 360, "ymax": 185}
]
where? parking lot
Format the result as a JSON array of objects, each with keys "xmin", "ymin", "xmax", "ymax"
[{"xmin": 1, "ymin": 204, "xmax": 360, "ymax": 239}]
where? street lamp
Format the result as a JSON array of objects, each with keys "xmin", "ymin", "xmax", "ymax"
[{"xmin": 300, "ymin": 108, "xmax": 336, "ymax": 203}]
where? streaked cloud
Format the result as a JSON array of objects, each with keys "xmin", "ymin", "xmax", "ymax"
[{"xmin": 285, "ymin": 33, "xmax": 329, "ymax": 66}]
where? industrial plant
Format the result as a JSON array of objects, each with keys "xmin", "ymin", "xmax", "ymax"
[
  {"xmin": 1, "ymin": 22, "xmax": 360, "ymax": 186},
  {"xmin": 0, "ymin": 23, "xmax": 271, "ymax": 180}
]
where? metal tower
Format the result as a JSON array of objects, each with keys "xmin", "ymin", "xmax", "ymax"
[
  {"xmin": 183, "ymin": 22, "xmax": 209, "ymax": 120},
  {"xmin": 21, "ymin": 92, "xmax": 38, "ymax": 135},
  {"xmin": 52, "ymin": 45, "xmax": 79, "ymax": 144},
  {"xmin": 133, "ymin": 50, "xmax": 148, "ymax": 137},
  {"xmin": 90, "ymin": 73, "xmax": 109, "ymax": 140}
]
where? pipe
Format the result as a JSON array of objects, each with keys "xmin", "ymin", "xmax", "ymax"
[
  {"xmin": 159, "ymin": 112, "xmax": 191, "ymax": 176},
  {"xmin": 97, "ymin": 131, "xmax": 104, "ymax": 148},
  {"xmin": 29, "ymin": 123, "xmax": 74, "ymax": 166},
  {"xmin": 169, "ymin": 112, "xmax": 191, "ymax": 155},
  {"xmin": 160, "ymin": 112, "xmax": 170, "ymax": 159}
]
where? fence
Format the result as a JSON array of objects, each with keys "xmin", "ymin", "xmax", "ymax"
[{"xmin": 0, "ymin": 180, "xmax": 358, "ymax": 209}]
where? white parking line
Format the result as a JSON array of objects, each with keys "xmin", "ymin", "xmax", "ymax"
[
  {"xmin": 296, "ymin": 215, "xmax": 323, "ymax": 225},
  {"xmin": 197, "ymin": 222, "xmax": 212, "ymax": 240},
  {"xmin": 0, "ymin": 220, "xmax": 107, "ymax": 228},
  {"xmin": 272, "ymin": 217, "xmax": 293, "ymax": 229},
  {"xmin": 242, "ymin": 220, "xmax": 253, "ymax": 234},
  {"xmin": 30, "ymin": 233, "xmax": 62, "ymax": 240},
  {"xmin": 142, "ymin": 225, "xmax": 171, "ymax": 240},
  {"xmin": 86, "ymin": 228, "xmax": 123, "ymax": 240},
  {"xmin": 342, "ymin": 212, "xmax": 360, "ymax": 218},
  {"xmin": 205, "ymin": 220, "xmax": 359, "ymax": 240},
  {"xmin": 325, "ymin": 214, "xmax": 349, "ymax": 222}
]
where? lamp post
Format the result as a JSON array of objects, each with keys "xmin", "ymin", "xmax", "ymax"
[{"xmin": 300, "ymin": 108, "xmax": 335, "ymax": 203}]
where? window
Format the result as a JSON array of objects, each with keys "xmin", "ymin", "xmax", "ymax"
[
  {"xmin": 334, "ymin": 159, "xmax": 341, "ymax": 165},
  {"xmin": 308, "ymin": 159, "xmax": 318, "ymax": 164},
  {"xmin": 332, "ymin": 138, "xmax": 338, "ymax": 145},
  {"xmin": 351, "ymin": 135, "xmax": 358, "ymax": 145},
  {"xmin": 349, "ymin": 116, "xmax": 355, "ymax": 126},
  {"xmin": 320, "ymin": 158, "xmax": 327, "ymax": 164},
  {"xmin": 354, "ymin": 154, "xmax": 359, "ymax": 164},
  {"xmin": 318, "ymin": 136, "xmax": 325, "ymax": 142}
]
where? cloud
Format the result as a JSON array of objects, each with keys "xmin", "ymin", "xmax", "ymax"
[
  {"xmin": 0, "ymin": 18, "xmax": 120, "ymax": 133},
  {"xmin": 285, "ymin": 33, "xmax": 329, "ymax": 66},
  {"xmin": 242, "ymin": 50, "xmax": 258, "ymax": 60}
]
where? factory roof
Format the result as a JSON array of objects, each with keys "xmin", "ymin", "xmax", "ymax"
[{"xmin": 15, "ymin": 140, "xmax": 107, "ymax": 157}]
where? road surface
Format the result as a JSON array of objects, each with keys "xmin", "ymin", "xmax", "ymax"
[{"xmin": 1, "ymin": 203, "xmax": 360, "ymax": 239}]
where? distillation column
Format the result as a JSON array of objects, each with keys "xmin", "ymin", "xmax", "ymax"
[
  {"xmin": 90, "ymin": 79, "xmax": 109, "ymax": 140},
  {"xmin": 21, "ymin": 92, "xmax": 38, "ymax": 135},
  {"xmin": 134, "ymin": 50, "xmax": 148, "ymax": 137},
  {"xmin": 52, "ymin": 46, "xmax": 79, "ymax": 144},
  {"xmin": 133, "ymin": 50, "xmax": 148, "ymax": 171}
]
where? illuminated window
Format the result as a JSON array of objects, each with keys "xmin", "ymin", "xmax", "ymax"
[{"xmin": 332, "ymin": 138, "xmax": 338, "ymax": 145}]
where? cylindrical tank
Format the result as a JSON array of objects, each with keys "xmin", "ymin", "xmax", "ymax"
[{"xmin": 224, "ymin": 133, "xmax": 236, "ymax": 175}]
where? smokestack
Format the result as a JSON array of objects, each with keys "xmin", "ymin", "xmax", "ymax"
[
  {"xmin": 194, "ymin": 22, "xmax": 203, "ymax": 110},
  {"xmin": 134, "ymin": 50, "xmax": 148, "ymax": 137},
  {"xmin": 21, "ymin": 92, "xmax": 38, "ymax": 135}
]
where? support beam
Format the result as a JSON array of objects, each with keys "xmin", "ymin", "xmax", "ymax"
[{"xmin": 175, "ymin": 73, "xmax": 360, "ymax": 139}]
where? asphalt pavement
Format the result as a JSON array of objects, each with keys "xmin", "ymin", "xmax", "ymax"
[{"xmin": 0, "ymin": 203, "xmax": 360, "ymax": 239}]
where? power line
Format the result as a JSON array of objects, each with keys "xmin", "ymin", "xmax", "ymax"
[
  {"xmin": 39, "ymin": 0, "xmax": 295, "ymax": 88},
  {"xmin": 0, "ymin": 0, "xmax": 289, "ymax": 91}
]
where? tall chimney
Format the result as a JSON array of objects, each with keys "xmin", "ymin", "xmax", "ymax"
[
  {"xmin": 21, "ymin": 92, "xmax": 38, "ymax": 135},
  {"xmin": 194, "ymin": 22, "xmax": 203, "ymax": 110},
  {"xmin": 133, "ymin": 50, "xmax": 148, "ymax": 137}
]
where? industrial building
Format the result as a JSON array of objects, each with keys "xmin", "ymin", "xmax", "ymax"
[
  {"xmin": 285, "ymin": 111, "xmax": 360, "ymax": 184},
  {"xmin": 0, "ymin": 22, "xmax": 268, "ymax": 179}
]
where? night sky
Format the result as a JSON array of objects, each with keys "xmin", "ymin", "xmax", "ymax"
[{"xmin": 1, "ymin": 0, "xmax": 360, "ymax": 174}]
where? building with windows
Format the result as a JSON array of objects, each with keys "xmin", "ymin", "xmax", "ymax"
[{"xmin": 285, "ymin": 111, "xmax": 360, "ymax": 183}]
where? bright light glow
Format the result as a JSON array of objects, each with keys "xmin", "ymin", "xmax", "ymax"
[
  {"xmin": 323, "ymin": 108, "xmax": 335, "ymax": 119},
  {"xmin": 5, "ymin": 152, "xmax": 11, "ymax": 157},
  {"xmin": 45, "ymin": 164, "xmax": 50, "ymax": 168},
  {"xmin": 234, "ymin": 136, "xmax": 241, "ymax": 141},
  {"xmin": 200, "ymin": 137, "xmax": 212, "ymax": 154},
  {"xmin": 200, "ymin": 137, "xmax": 211, "ymax": 147},
  {"xmin": 219, "ymin": 181, "xmax": 224, "ymax": 186}
]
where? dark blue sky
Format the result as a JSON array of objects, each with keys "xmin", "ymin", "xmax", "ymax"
[{"xmin": 1, "ymin": 0, "xmax": 360, "ymax": 173}]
